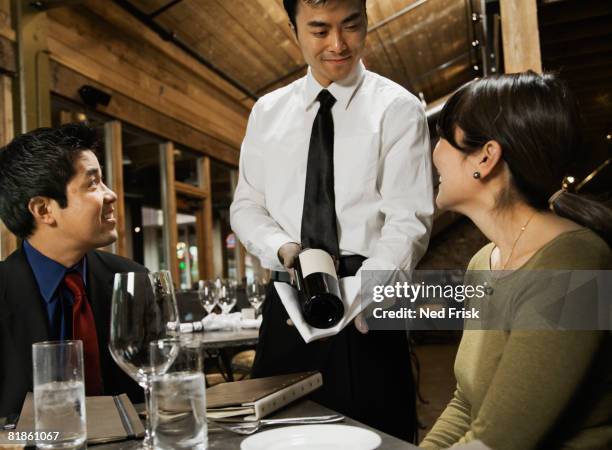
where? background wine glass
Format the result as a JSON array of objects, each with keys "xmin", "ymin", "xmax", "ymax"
[
  {"xmin": 197, "ymin": 280, "xmax": 218, "ymax": 315},
  {"xmin": 109, "ymin": 270, "xmax": 179, "ymax": 449},
  {"xmin": 217, "ymin": 279, "xmax": 238, "ymax": 315},
  {"xmin": 247, "ymin": 278, "xmax": 266, "ymax": 317}
]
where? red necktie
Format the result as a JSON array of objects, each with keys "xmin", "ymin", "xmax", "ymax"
[{"xmin": 64, "ymin": 272, "xmax": 104, "ymax": 396}]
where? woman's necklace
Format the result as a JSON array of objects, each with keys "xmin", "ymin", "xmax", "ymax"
[
  {"xmin": 497, "ymin": 212, "xmax": 536, "ymax": 271},
  {"xmin": 484, "ymin": 212, "xmax": 536, "ymax": 295}
]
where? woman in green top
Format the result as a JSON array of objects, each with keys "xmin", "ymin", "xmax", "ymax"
[{"xmin": 420, "ymin": 72, "xmax": 612, "ymax": 449}]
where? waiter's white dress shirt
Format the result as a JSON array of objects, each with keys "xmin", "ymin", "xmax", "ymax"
[{"xmin": 230, "ymin": 61, "xmax": 434, "ymax": 274}]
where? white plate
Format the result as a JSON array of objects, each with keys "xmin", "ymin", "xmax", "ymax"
[{"xmin": 240, "ymin": 424, "xmax": 382, "ymax": 450}]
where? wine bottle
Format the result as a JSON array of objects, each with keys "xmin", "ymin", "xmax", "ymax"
[{"xmin": 294, "ymin": 248, "xmax": 344, "ymax": 329}]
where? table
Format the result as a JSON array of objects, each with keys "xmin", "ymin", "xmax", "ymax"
[
  {"xmin": 184, "ymin": 329, "xmax": 259, "ymax": 349},
  {"xmin": 182, "ymin": 329, "xmax": 260, "ymax": 382},
  {"xmin": 93, "ymin": 400, "xmax": 419, "ymax": 450}
]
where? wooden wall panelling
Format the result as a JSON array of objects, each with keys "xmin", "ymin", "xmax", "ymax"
[
  {"xmin": 13, "ymin": 1, "xmax": 52, "ymax": 132},
  {"xmin": 175, "ymin": 181, "xmax": 207, "ymax": 199},
  {"xmin": 0, "ymin": 34, "xmax": 15, "ymax": 73},
  {"xmin": 50, "ymin": 61, "xmax": 239, "ymax": 166},
  {"xmin": 0, "ymin": 74, "xmax": 12, "ymax": 143},
  {"xmin": 0, "ymin": 74, "xmax": 17, "ymax": 260},
  {"xmin": 500, "ymin": 0, "xmax": 542, "ymax": 73},
  {"xmin": 160, "ymin": 142, "xmax": 179, "ymax": 285},
  {"xmin": 0, "ymin": 0, "xmax": 13, "ymax": 41},
  {"xmin": 104, "ymin": 120, "xmax": 127, "ymax": 257},
  {"xmin": 46, "ymin": 10, "xmax": 246, "ymax": 148},
  {"xmin": 69, "ymin": 5, "xmax": 251, "ymax": 123},
  {"xmin": 84, "ymin": 0, "xmax": 255, "ymax": 108},
  {"xmin": 0, "ymin": 0, "xmax": 12, "ymax": 260},
  {"xmin": 200, "ymin": 156, "xmax": 214, "ymax": 280}
]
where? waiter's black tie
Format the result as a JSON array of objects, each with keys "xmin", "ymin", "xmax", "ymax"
[{"xmin": 301, "ymin": 89, "xmax": 339, "ymax": 258}]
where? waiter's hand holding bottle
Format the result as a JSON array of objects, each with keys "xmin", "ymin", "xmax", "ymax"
[{"xmin": 276, "ymin": 242, "xmax": 368, "ymax": 334}]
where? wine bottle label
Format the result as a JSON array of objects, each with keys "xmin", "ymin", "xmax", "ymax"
[{"xmin": 298, "ymin": 249, "xmax": 338, "ymax": 280}]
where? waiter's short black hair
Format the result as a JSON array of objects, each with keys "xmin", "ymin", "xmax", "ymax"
[
  {"xmin": 283, "ymin": 0, "xmax": 367, "ymax": 30},
  {"xmin": 0, "ymin": 123, "xmax": 100, "ymax": 239}
]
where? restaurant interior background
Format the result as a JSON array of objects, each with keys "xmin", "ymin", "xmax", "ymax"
[{"xmin": 0, "ymin": 0, "xmax": 610, "ymax": 432}]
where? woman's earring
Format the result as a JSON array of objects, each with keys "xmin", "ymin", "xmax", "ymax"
[{"xmin": 473, "ymin": 171, "xmax": 481, "ymax": 179}]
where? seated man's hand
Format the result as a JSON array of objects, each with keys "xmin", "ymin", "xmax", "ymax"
[{"xmin": 277, "ymin": 242, "xmax": 301, "ymax": 283}]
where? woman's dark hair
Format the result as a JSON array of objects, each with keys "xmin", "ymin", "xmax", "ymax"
[
  {"xmin": 283, "ymin": 0, "xmax": 366, "ymax": 30},
  {"xmin": 0, "ymin": 123, "xmax": 100, "ymax": 239},
  {"xmin": 437, "ymin": 71, "xmax": 612, "ymax": 246}
]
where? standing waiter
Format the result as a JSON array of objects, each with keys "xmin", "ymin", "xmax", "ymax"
[{"xmin": 230, "ymin": 0, "xmax": 433, "ymax": 441}]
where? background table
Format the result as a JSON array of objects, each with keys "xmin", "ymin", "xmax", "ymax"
[
  {"xmin": 185, "ymin": 328, "xmax": 259, "ymax": 349},
  {"xmin": 183, "ymin": 328, "xmax": 259, "ymax": 382}
]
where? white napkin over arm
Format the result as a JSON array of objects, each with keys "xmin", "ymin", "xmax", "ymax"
[{"xmin": 274, "ymin": 275, "xmax": 362, "ymax": 343}]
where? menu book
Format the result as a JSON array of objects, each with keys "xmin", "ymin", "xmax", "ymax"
[
  {"xmin": 17, "ymin": 393, "xmax": 144, "ymax": 445},
  {"xmin": 207, "ymin": 371, "xmax": 323, "ymax": 420}
]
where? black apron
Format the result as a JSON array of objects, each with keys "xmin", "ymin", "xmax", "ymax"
[{"xmin": 251, "ymin": 256, "xmax": 417, "ymax": 443}]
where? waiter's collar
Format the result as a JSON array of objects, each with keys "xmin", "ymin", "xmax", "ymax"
[
  {"xmin": 23, "ymin": 240, "xmax": 87, "ymax": 304},
  {"xmin": 304, "ymin": 60, "xmax": 365, "ymax": 111}
]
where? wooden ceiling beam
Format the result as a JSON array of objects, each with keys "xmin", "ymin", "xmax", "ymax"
[
  {"xmin": 84, "ymin": 0, "xmax": 254, "ymax": 108},
  {"xmin": 114, "ymin": 0, "xmax": 258, "ymax": 100},
  {"xmin": 367, "ymin": 0, "xmax": 430, "ymax": 33}
]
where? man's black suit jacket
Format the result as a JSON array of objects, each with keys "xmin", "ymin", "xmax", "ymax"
[{"xmin": 0, "ymin": 246, "xmax": 146, "ymax": 416}]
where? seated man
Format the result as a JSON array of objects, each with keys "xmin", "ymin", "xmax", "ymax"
[{"xmin": 0, "ymin": 123, "xmax": 144, "ymax": 416}]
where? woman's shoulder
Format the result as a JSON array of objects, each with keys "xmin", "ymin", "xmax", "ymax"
[
  {"xmin": 526, "ymin": 228, "xmax": 610, "ymax": 270},
  {"xmin": 466, "ymin": 228, "xmax": 611, "ymax": 271}
]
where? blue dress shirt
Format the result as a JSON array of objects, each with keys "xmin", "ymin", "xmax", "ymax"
[{"xmin": 23, "ymin": 240, "xmax": 87, "ymax": 340}]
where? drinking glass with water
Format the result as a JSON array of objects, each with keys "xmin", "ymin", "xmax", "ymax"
[
  {"xmin": 33, "ymin": 340, "xmax": 86, "ymax": 449},
  {"xmin": 150, "ymin": 338, "xmax": 208, "ymax": 450}
]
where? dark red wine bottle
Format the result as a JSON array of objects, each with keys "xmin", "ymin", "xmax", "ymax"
[{"xmin": 294, "ymin": 248, "xmax": 344, "ymax": 329}]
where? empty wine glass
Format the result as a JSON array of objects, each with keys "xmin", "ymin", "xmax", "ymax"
[
  {"xmin": 247, "ymin": 278, "xmax": 267, "ymax": 317},
  {"xmin": 217, "ymin": 279, "xmax": 238, "ymax": 315},
  {"xmin": 197, "ymin": 280, "xmax": 218, "ymax": 315},
  {"xmin": 109, "ymin": 271, "xmax": 179, "ymax": 449}
]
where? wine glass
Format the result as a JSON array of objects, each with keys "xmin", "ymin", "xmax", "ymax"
[
  {"xmin": 109, "ymin": 271, "xmax": 179, "ymax": 449},
  {"xmin": 217, "ymin": 278, "xmax": 238, "ymax": 315},
  {"xmin": 197, "ymin": 280, "xmax": 218, "ymax": 315},
  {"xmin": 247, "ymin": 278, "xmax": 267, "ymax": 317}
]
